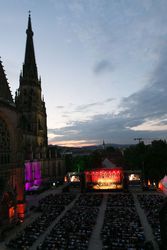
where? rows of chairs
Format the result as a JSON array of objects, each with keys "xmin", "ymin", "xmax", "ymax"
[
  {"xmin": 6, "ymin": 192, "xmax": 163, "ymax": 250},
  {"xmin": 37, "ymin": 193, "xmax": 103, "ymax": 250},
  {"xmin": 137, "ymin": 194, "xmax": 164, "ymax": 246},
  {"xmin": 101, "ymin": 193, "xmax": 145, "ymax": 250},
  {"xmin": 6, "ymin": 193, "xmax": 76, "ymax": 249}
]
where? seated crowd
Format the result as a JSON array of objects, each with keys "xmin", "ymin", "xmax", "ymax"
[
  {"xmin": 37, "ymin": 193, "xmax": 103, "ymax": 250},
  {"xmin": 6, "ymin": 193, "xmax": 76, "ymax": 249},
  {"xmin": 137, "ymin": 194, "xmax": 164, "ymax": 246},
  {"xmin": 101, "ymin": 193, "xmax": 145, "ymax": 250},
  {"xmin": 74, "ymin": 193, "xmax": 103, "ymax": 207},
  {"xmin": 6, "ymin": 192, "xmax": 163, "ymax": 250}
]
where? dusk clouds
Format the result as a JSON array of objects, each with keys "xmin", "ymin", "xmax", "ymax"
[
  {"xmin": 1, "ymin": 0, "xmax": 167, "ymax": 146},
  {"xmin": 46, "ymin": 0, "xmax": 167, "ymax": 145},
  {"xmin": 94, "ymin": 60, "xmax": 114, "ymax": 75},
  {"xmin": 48, "ymin": 43, "xmax": 167, "ymax": 145}
]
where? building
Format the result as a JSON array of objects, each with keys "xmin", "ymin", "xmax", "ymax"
[
  {"xmin": 0, "ymin": 14, "xmax": 66, "ymax": 227},
  {"xmin": 15, "ymin": 14, "xmax": 48, "ymax": 161},
  {"xmin": 0, "ymin": 58, "xmax": 24, "ymax": 227}
]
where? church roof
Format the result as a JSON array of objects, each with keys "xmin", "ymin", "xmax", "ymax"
[{"xmin": 0, "ymin": 59, "xmax": 13, "ymax": 103}]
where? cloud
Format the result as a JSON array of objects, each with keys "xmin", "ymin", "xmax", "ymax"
[
  {"xmin": 94, "ymin": 60, "xmax": 114, "ymax": 75},
  {"xmin": 46, "ymin": 1, "xmax": 167, "ymax": 146},
  {"xmin": 55, "ymin": 105, "xmax": 65, "ymax": 109},
  {"xmin": 48, "ymin": 44, "xmax": 167, "ymax": 146},
  {"xmin": 48, "ymin": 111, "xmax": 167, "ymax": 146},
  {"xmin": 74, "ymin": 98, "xmax": 114, "ymax": 112},
  {"xmin": 62, "ymin": 114, "xmax": 69, "ymax": 118},
  {"xmin": 120, "ymin": 45, "xmax": 167, "ymax": 124},
  {"xmin": 49, "ymin": 139, "xmax": 97, "ymax": 147},
  {"xmin": 105, "ymin": 98, "xmax": 115, "ymax": 103},
  {"xmin": 75, "ymin": 102, "xmax": 100, "ymax": 112}
]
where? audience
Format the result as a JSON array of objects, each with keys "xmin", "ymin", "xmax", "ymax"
[
  {"xmin": 38, "ymin": 193, "xmax": 103, "ymax": 250},
  {"xmin": 137, "ymin": 194, "xmax": 164, "ymax": 246},
  {"xmin": 6, "ymin": 194, "xmax": 76, "ymax": 249},
  {"xmin": 6, "ymin": 191, "xmax": 164, "ymax": 250},
  {"xmin": 101, "ymin": 193, "xmax": 145, "ymax": 250}
]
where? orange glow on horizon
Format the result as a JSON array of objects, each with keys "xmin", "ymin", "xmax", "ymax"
[{"xmin": 48, "ymin": 140, "xmax": 97, "ymax": 147}]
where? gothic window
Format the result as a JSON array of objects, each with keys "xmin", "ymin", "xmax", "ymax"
[{"xmin": 0, "ymin": 118, "xmax": 10, "ymax": 164}]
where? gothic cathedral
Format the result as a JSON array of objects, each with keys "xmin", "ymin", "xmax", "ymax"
[
  {"xmin": 0, "ymin": 14, "xmax": 65, "ymax": 227},
  {"xmin": 15, "ymin": 14, "xmax": 48, "ymax": 160}
]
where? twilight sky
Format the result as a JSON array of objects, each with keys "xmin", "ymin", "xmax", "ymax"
[{"xmin": 1, "ymin": 0, "xmax": 167, "ymax": 147}]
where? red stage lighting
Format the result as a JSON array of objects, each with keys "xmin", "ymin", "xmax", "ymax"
[{"xmin": 84, "ymin": 168, "xmax": 123, "ymax": 190}]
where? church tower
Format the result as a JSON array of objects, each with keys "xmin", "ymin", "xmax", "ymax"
[{"xmin": 15, "ymin": 13, "xmax": 47, "ymax": 160}]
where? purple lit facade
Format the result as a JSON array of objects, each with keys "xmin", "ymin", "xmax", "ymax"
[{"xmin": 25, "ymin": 161, "xmax": 42, "ymax": 191}]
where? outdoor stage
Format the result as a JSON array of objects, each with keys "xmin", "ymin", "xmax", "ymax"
[{"xmin": 84, "ymin": 168, "xmax": 123, "ymax": 190}]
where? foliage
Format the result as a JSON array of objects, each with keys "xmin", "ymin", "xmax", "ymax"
[
  {"xmin": 65, "ymin": 146, "xmax": 124, "ymax": 172},
  {"xmin": 65, "ymin": 141, "xmax": 167, "ymax": 184},
  {"xmin": 124, "ymin": 140, "xmax": 167, "ymax": 183}
]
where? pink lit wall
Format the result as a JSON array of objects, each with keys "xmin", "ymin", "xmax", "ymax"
[{"xmin": 25, "ymin": 161, "xmax": 41, "ymax": 191}]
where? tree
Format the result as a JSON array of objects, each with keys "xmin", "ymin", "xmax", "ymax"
[{"xmin": 124, "ymin": 140, "xmax": 167, "ymax": 183}]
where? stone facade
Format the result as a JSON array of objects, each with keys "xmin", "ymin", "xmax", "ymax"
[
  {"xmin": 15, "ymin": 14, "xmax": 48, "ymax": 161},
  {"xmin": 0, "ymin": 61, "xmax": 25, "ymax": 227},
  {"xmin": 0, "ymin": 14, "xmax": 66, "ymax": 226}
]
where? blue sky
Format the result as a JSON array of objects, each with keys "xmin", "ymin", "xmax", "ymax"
[{"xmin": 1, "ymin": 0, "xmax": 167, "ymax": 146}]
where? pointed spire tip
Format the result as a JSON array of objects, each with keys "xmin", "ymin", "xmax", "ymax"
[{"xmin": 26, "ymin": 10, "xmax": 33, "ymax": 35}]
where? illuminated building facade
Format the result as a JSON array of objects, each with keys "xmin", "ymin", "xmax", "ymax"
[
  {"xmin": 0, "ymin": 59, "xmax": 25, "ymax": 225},
  {"xmin": 0, "ymin": 14, "xmax": 66, "ymax": 227},
  {"xmin": 25, "ymin": 161, "xmax": 42, "ymax": 191},
  {"xmin": 17, "ymin": 14, "xmax": 66, "ymax": 186}
]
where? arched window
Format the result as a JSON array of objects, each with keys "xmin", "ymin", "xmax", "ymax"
[{"xmin": 0, "ymin": 118, "xmax": 10, "ymax": 164}]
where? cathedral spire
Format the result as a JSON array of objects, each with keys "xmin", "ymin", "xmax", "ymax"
[
  {"xmin": 16, "ymin": 13, "xmax": 48, "ymax": 155},
  {"xmin": 0, "ymin": 58, "xmax": 13, "ymax": 103},
  {"xmin": 22, "ymin": 12, "xmax": 38, "ymax": 80}
]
